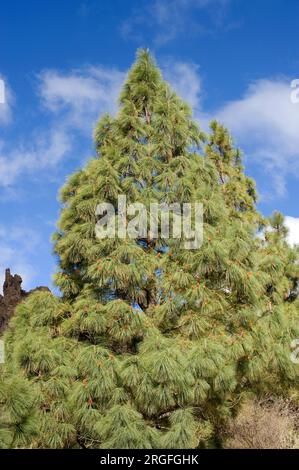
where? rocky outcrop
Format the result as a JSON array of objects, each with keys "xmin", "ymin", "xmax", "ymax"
[{"xmin": 0, "ymin": 269, "xmax": 50, "ymax": 334}]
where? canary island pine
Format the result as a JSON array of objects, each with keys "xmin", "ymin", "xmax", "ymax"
[{"xmin": 1, "ymin": 50, "xmax": 299, "ymax": 449}]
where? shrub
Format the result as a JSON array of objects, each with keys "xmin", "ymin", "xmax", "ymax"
[{"xmin": 224, "ymin": 398, "xmax": 299, "ymax": 449}]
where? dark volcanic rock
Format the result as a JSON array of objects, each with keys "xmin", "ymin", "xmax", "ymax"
[{"xmin": 0, "ymin": 268, "xmax": 50, "ymax": 334}]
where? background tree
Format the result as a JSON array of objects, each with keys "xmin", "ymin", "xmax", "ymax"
[{"xmin": 206, "ymin": 120, "xmax": 261, "ymax": 225}]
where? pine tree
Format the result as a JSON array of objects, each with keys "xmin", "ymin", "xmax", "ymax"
[
  {"xmin": 1, "ymin": 50, "xmax": 299, "ymax": 449},
  {"xmin": 206, "ymin": 121, "xmax": 260, "ymax": 225},
  {"xmin": 262, "ymin": 212, "xmax": 299, "ymax": 304}
]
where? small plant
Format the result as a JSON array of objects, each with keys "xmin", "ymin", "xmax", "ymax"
[{"xmin": 224, "ymin": 398, "xmax": 299, "ymax": 449}]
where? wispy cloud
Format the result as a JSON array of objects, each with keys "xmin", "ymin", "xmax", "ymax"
[
  {"xmin": 0, "ymin": 66, "xmax": 125, "ymax": 190},
  {"xmin": 0, "ymin": 130, "xmax": 71, "ymax": 187},
  {"xmin": 163, "ymin": 61, "xmax": 202, "ymax": 111},
  {"xmin": 38, "ymin": 66, "xmax": 124, "ymax": 131},
  {"xmin": 165, "ymin": 61, "xmax": 299, "ymax": 198},
  {"xmin": 121, "ymin": 0, "xmax": 232, "ymax": 45},
  {"xmin": 77, "ymin": 2, "xmax": 90, "ymax": 18}
]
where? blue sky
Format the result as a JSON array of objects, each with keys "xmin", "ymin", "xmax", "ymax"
[{"xmin": 0, "ymin": 0, "xmax": 299, "ymax": 291}]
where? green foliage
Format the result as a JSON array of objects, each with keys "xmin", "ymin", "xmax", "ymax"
[{"xmin": 1, "ymin": 49, "xmax": 299, "ymax": 449}]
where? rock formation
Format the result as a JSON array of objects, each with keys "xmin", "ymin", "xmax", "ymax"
[{"xmin": 0, "ymin": 269, "xmax": 50, "ymax": 334}]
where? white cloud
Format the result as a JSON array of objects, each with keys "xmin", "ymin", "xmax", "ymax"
[
  {"xmin": 0, "ymin": 129, "xmax": 71, "ymax": 187},
  {"xmin": 285, "ymin": 216, "xmax": 299, "ymax": 246},
  {"xmin": 164, "ymin": 62, "xmax": 299, "ymax": 197},
  {"xmin": 0, "ymin": 66, "xmax": 124, "ymax": 189},
  {"xmin": 163, "ymin": 61, "xmax": 202, "ymax": 111},
  {"xmin": 215, "ymin": 79, "xmax": 299, "ymax": 195},
  {"xmin": 38, "ymin": 66, "xmax": 124, "ymax": 131}
]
